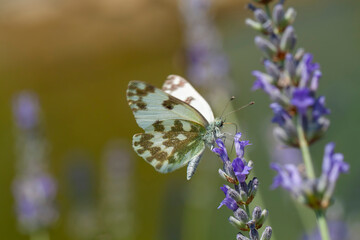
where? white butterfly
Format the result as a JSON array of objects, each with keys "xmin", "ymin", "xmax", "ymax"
[{"xmin": 126, "ymin": 75, "xmax": 224, "ymax": 180}]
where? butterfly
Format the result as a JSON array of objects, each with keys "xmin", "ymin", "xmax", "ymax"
[{"xmin": 126, "ymin": 75, "xmax": 225, "ymax": 180}]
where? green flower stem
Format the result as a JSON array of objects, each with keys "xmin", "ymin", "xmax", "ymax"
[
  {"xmin": 244, "ymin": 204, "xmax": 250, "ymax": 217},
  {"xmin": 30, "ymin": 231, "xmax": 50, "ymax": 240},
  {"xmin": 265, "ymin": 4, "xmax": 272, "ymax": 18},
  {"xmin": 316, "ymin": 210, "xmax": 330, "ymax": 240},
  {"xmin": 296, "ymin": 116, "xmax": 316, "ymax": 179},
  {"xmin": 297, "ymin": 116, "xmax": 330, "ymax": 239}
]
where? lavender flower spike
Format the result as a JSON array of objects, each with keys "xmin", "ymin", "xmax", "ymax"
[{"xmin": 214, "ymin": 133, "xmax": 271, "ymax": 239}]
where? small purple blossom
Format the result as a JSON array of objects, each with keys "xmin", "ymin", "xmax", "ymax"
[
  {"xmin": 232, "ymin": 158, "xmax": 252, "ymax": 183},
  {"xmin": 213, "ymin": 138, "xmax": 230, "ymax": 163},
  {"xmin": 13, "ymin": 174, "xmax": 58, "ymax": 232},
  {"xmin": 270, "ymin": 103, "xmax": 291, "ymax": 126},
  {"xmin": 321, "ymin": 143, "xmax": 349, "ymax": 183},
  {"xmin": 12, "ymin": 92, "xmax": 39, "ymax": 130},
  {"xmin": 270, "ymin": 163, "xmax": 303, "ymax": 193},
  {"xmin": 213, "ymin": 133, "xmax": 252, "ymax": 183},
  {"xmin": 291, "ymin": 88, "xmax": 315, "ymax": 114},
  {"xmin": 252, "ymin": 71, "xmax": 282, "ymax": 101},
  {"xmin": 234, "ymin": 132, "xmax": 251, "ymax": 159},
  {"xmin": 218, "ymin": 196, "xmax": 239, "ymax": 211},
  {"xmin": 312, "ymin": 96, "xmax": 330, "ymax": 120}
]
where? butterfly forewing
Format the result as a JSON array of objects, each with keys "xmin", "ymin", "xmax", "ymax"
[
  {"xmin": 132, "ymin": 119, "xmax": 206, "ymax": 173},
  {"xmin": 162, "ymin": 75, "xmax": 215, "ymax": 123},
  {"xmin": 127, "ymin": 81, "xmax": 208, "ymax": 130}
]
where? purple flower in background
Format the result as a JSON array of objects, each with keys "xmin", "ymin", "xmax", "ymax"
[
  {"xmin": 12, "ymin": 92, "xmax": 39, "ymax": 130},
  {"xmin": 270, "ymin": 163, "xmax": 303, "ymax": 194},
  {"xmin": 312, "ymin": 96, "xmax": 330, "ymax": 120},
  {"xmin": 321, "ymin": 143, "xmax": 349, "ymax": 183},
  {"xmin": 13, "ymin": 174, "xmax": 58, "ymax": 232},
  {"xmin": 291, "ymin": 88, "xmax": 315, "ymax": 115},
  {"xmin": 270, "ymin": 142, "xmax": 349, "ymax": 208},
  {"xmin": 246, "ymin": 2, "xmax": 331, "ymax": 147},
  {"xmin": 12, "ymin": 91, "xmax": 58, "ymax": 233},
  {"xmin": 270, "ymin": 103, "xmax": 291, "ymax": 126},
  {"xmin": 179, "ymin": 0, "xmax": 230, "ymax": 88},
  {"xmin": 319, "ymin": 143, "xmax": 349, "ymax": 206},
  {"xmin": 299, "ymin": 53, "xmax": 320, "ymax": 87},
  {"xmin": 252, "ymin": 71, "xmax": 282, "ymax": 101}
]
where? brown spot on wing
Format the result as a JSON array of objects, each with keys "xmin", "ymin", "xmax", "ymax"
[
  {"xmin": 162, "ymin": 75, "xmax": 187, "ymax": 92},
  {"xmin": 153, "ymin": 120, "xmax": 165, "ymax": 132},
  {"xmin": 162, "ymin": 99, "xmax": 178, "ymax": 110},
  {"xmin": 185, "ymin": 96, "xmax": 195, "ymax": 104},
  {"xmin": 127, "ymin": 82, "xmax": 156, "ymax": 112}
]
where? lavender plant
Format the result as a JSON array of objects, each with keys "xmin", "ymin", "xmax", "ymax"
[
  {"xmin": 12, "ymin": 92, "xmax": 58, "ymax": 240},
  {"xmin": 245, "ymin": 0, "xmax": 349, "ymax": 239},
  {"xmin": 213, "ymin": 133, "xmax": 272, "ymax": 240}
]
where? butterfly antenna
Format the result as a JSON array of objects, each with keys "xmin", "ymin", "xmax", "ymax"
[
  {"xmin": 223, "ymin": 101, "xmax": 255, "ymax": 118},
  {"xmin": 220, "ymin": 96, "xmax": 236, "ymax": 118}
]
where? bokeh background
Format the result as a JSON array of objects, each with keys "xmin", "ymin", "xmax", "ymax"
[{"xmin": 1, "ymin": 0, "xmax": 359, "ymax": 239}]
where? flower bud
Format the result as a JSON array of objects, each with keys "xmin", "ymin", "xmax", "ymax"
[
  {"xmin": 264, "ymin": 60, "xmax": 280, "ymax": 79},
  {"xmin": 252, "ymin": 206, "xmax": 262, "ymax": 222},
  {"xmin": 310, "ymin": 70, "xmax": 321, "ymax": 91},
  {"xmin": 228, "ymin": 188, "xmax": 242, "ymax": 203},
  {"xmin": 273, "ymin": 4, "xmax": 285, "ymax": 28},
  {"xmin": 254, "ymin": 9, "xmax": 269, "ymax": 24},
  {"xmin": 284, "ymin": 53, "xmax": 296, "ymax": 78},
  {"xmin": 249, "ymin": 220, "xmax": 260, "ymax": 240},
  {"xmin": 234, "ymin": 208, "xmax": 249, "ymax": 223},
  {"xmin": 284, "ymin": 7, "xmax": 296, "ymax": 25},
  {"xmin": 294, "ymin": 48, "xmax": 305, "ymax": 61},
  {"xmin": 218, "ymin": 169, "xmax": 238, "ymax": 184},
  {"xmin": 240, "ymin": 189, "xmax": 248, "ymax": 203},
  {"xmin": 260, "ymin": 226, "xmax": 272, "ymax": 240},
  {"xmin": 280, "ymin": 26, "xmax": 296, "ymax": 52},
  {"xmin": 255, "ymin": 37, "xmax": 277, "ymax": 59},
  {"xmin": 229, "ymin": 216, "xmax": 248, "ymax": 231},
  {"xmin": 237, "ymin": 233, "xmax": 250, "ymax": 240},
  {"xmin": 246, "ymin": 19, "xmax": 263, "ymax": 32},
  {"xmin": 256, "ymin": 209, "xmax": 269, "ymax": 228}
]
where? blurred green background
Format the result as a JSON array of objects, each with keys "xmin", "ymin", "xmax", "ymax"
[{"xmin": 0, "ymin": 0, "xmax": 359, "ymax": 239}]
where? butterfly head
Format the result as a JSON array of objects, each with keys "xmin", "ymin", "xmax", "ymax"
[{"xmin": 214, "ymin": 117, "xmax": 225, "ymax": 128}]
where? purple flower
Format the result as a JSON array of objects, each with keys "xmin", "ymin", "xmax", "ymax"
[
  {"xmin": 234, "ymin": 132, "xmax": 251, "ymax": 159},
  {"xmin": 218, "ymin": 196, "xmax": 239, "ymax": 211},
  {"xmin": 252, "ymin": 71, "xmax": 283, "ymax": 101},
  {"xmin": 13, "ymin": 174, "xmax": 58, "ymax": 232},
  {"xmin": 312, "ymin": 96, "xmax": 330, "ymax": 120},
  {"xmin": 270, "ymin": 103, "xmax": 291, "ymax": 126},
  {"xmin": 218, "ymin": 185, "xmax": 239, "ymax": 211},
  {"xmin": 321, "ymin": 143, "xmax": 349, "ymax": 183},
  {"xmin": 270, "ymin": 163, "xmax": 303, "ymax": 194},
  {"xmin": 291, "ymin": 88, "xmax": 315, "ymax": 114},
  {"xmin": 299, "ymin": 53, "xmax": 320, "ymax": 87},
  {"xmin": 232, "ymin": 158, "xmax": 252, "ymax": 183},
  {"xmin": 310, "ymin": 70, "xmax": 322, "ymax": 92},
  {"xmin": 213, "ymin": 139, "xmax": 230, "ymax": 163},
  {"xmin": 12, "ymin": 92, "xmax": 39, "ymax": 130}
]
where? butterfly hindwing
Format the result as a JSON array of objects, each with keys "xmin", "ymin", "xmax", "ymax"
[
  {"xmin": 127, "ymin": 81, "xmax": 208, "ymax": 130},
  {"xmin": 132, "ymin": 119, "xmax": 206, "ymax": 174},
  {"xmin": 162, "ymin": 75, "xmax": 215, "ymax": 123}
]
